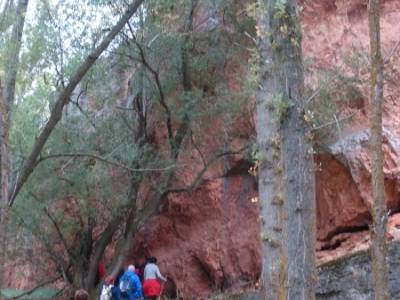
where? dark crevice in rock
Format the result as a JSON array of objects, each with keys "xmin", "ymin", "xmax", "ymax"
[
  {"xmin": 326, "ymin": 223, "xmax": 370, "ymax": 241},
  {"xmin": 320, "ymin": 220, "xmax": 371, "ymax": 243},
  {"xmin": 317, "ymin": 224, "xmax": 370, "ymax": 251},
  {"xmin": 319, "ymin": 238, "xmax": 343, "ymax": 251}
]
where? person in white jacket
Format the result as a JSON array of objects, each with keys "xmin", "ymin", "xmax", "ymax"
[
  {"xmin": 142, "ymin": 257, "xmax": 167, "ymax": 299},
  {"xmin": 100, "ymin": 275, "xmax": 114, "ymax": 300}
]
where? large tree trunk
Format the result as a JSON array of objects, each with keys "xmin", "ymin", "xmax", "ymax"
[
  {"xmin": 0, "ymin": 0, "xmax": 29, "ymax": 292},
  {"xmin": 368, "ymin": 1, "xmax": 389, "ymax": 299},
  {"xmin": 256, "ymin": 1, "xmax": 316, "ymax": 299}
]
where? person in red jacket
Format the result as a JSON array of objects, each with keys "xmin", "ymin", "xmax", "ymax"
[{"xmin": 95, "ymin": 261, "xmax": 106, "ymax": 286}]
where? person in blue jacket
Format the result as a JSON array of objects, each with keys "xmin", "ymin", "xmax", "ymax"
[{"xmin": 119, "ymin": 265, "xmax": 143, "ymax": 300}]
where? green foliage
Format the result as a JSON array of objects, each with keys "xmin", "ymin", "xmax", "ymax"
[
  {"xmin": 1, "ymin": 288, "xmax": 59, "ymax": 299},
  {"xmin": 6, "ymin": 0, "xmax": 257, "ymax": 290},
  {"xmin": 304, "ymin": 66, "xmax": 362, "ymax": 149},
  {"xmin": 275, "ymin": 0, "xmax": 288, "ymax": 20},
  {"xmin": 267, "ymin": 92, "xmax": 293, "ymax": 123}
]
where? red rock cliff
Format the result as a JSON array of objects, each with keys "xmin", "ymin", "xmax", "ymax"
[{"xmin": 127, "ymin": 1, "xmax": 400, "ymax": 298}]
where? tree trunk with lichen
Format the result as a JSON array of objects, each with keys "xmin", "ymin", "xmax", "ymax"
[
  {"xmin": 368, "ymin": 1, "xmax": 389, "ymax": 299},
  {"xmin": 255, "ymin": 1, "xmax": 316, "ymax": 299}
]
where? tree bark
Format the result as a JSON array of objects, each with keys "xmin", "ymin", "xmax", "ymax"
[
  {"xmin": 256, "ymin": 1, "xmax": 316, "ymax": 299},
  {"xmin": 0, "ymin": 0, "xmax": 29, "ymax": 293},
  {"xmin": 9, "ymin": 0, "xmax": 145, "ymax": 206},
  {"xmin": 368, "ymin": 1, "xmax": 389, "ymax": 299}
]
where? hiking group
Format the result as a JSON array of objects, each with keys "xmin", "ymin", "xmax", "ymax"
[{"xmin": 100, "ymin": 256, "xmax": 167, "ymax": 300}]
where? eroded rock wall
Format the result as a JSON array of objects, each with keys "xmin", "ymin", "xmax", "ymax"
[
  {"xmin": 129, "ymin": 175, "xmax": 260, "ymax": 298},
  {"xmin": 128, "ymin": 1, "xmax": 400, "ymax": 298}
]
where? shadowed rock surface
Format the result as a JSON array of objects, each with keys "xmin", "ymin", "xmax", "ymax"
[
  {"xmin": 237, "ymin": 242, "xmax": 400, "ymax": 300},
  {"xmin": 316, "ymin": 241, "xmax": 400, "ymax": 299}
]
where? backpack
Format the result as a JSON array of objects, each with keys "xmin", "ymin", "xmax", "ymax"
[
  {"xmin": 119, "ymin": 273, "xmax": 135, "ymax": 297},
  {"xmin": 100, "ymin": 284, "xmax": 113, "ymax": 300}
]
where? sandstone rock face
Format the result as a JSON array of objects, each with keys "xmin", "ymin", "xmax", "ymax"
[
  {"xmin": 329, "ymin": 128, "xmax": 400, "ymax": 210},
  {"xmin": 127, "ymin": 1, "xmax": 400, "ymax": 298},
  {"xmin": 7, "ymin": 1, "xmax": 400, "ymax": 298},
  {"xmin": 129, "ymin": 176, "xmax": 261, "ymax": 298},
  {"xmin": 303, "ymin": 0, "xmax": 400, "ymax": 252},
  {"xmin": 315, "ymin": 154, "xmax": 370, "ymax": 242}
]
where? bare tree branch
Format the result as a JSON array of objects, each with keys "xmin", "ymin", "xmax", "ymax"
[
  {"xmin": 384, "ymin": 38, "xmax": 400, "ymax": 64},
  {"xmin": 36, "ymin": 153, "xmax": 177, "ymax": 173},
  {"xmin": 43, "ymin": 207, "xmax": 76, "ymax": 260},
  {"xmin": 10, "ymin": 275, "xmax": 62, "ymax": 300},
  {"xmin": 9, "ymin": 0, "xmax": 145, "ymax": 206},
  {"xmin": 164, "ymin": 145, "xmax": 248, "ymax": 195},
  {"xmin": 70, "ymin": 97, "xmax": 96, "ymax": 129},
  {"xmin": 305, "ymin": 70, "xmax": 343, "ymax": 106},
  {"xmin": 190, "ymin": 132, "xmax": 207, "ymax": 167},
  {"xmin": 311, "ymin": 113, "xmax": 355, "ymax": 131},
  {"xmin": 129, "ymin": 37, "xmax": 174, "ymax": 144}
]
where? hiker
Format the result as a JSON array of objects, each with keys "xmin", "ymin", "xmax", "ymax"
[
  {"xmin": 100, "ymin": 275, "xmax": 114, "ymax": 300},
  {"xmin": 74, "ymin": 289, "xmax": 89, "ymax": 300},
  {"xmin": 95, "ymin": 261, "xmax": 106, "ymax": 286},
  {"xmin": 119, "ymin": 265, "xmax": 143, "ymax": 300},
  {"xmin": 142, "ymin": 257, "xmax": 167, "ymax": 300},
  {"xmin": 135, "ymin": 258, "xmax": 146, "ymax": 283},
  {"xmin": 112, "ymin": 267, "xmax": 125, "ymax": 300}
]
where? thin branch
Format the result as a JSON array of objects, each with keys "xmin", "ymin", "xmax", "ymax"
[
  {"xmin": 384, "ymin": 38, "xmax": 400, "ymax": 64},
  {"xmin": 36, "ymin": 153, "xmax": 178, "ymax": 173},
  {"xmin": 18, "ymin": 216, "xmax": 71, "ymax": 283},
  {"xmin": 10, "ymin": 275, "xmax": 62, "ymax": 300},
  {"xmin": 311, "ymin": 113, "xmax": 355, "ymax": 130},
  {"xmin": 190, "ymin": 132, "xmax": 207, "ymax": 167},
  {"xmin": 305, "ymin": 73, "xmax": 341, "ymax": 105},
  {"xmin": 70, "ymin": 96, "xmax": 96, "ymax": 129},
  {"xmin": 333, "ymin": 113, "xmax": 343, "ymax": 141},
  {"xmin": 130, "ymin": 38, "xmax": 174, "ymax": 143},
  {"xmin": 115, "ymin": 105, "xmax": 135, "ymax": 111},
  {"xmin": 43, "ymin": 207, "xmax": 76, "ymax": 260},
  {"xmin": 164, "ymin": 145, "xmax": 248, "ymax": 195}
]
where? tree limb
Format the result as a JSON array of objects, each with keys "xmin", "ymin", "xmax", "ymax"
[
  {"xmin": 384, "ymin": 38, "xmax": 400, "ymax": 64},
  {"xmin": 35, "ymin": 152, "xmax": 177, "ymax": 173},
  {"xmin": 311, "ymin": 113, "xmax": 355, "ymax": 131},
  {"xmin": 129, "ymin": 37, "xmax": 174, "ymax": 144},
  {"xmin": 9, "ymin": 0, "xmax": 145, "ymax": 207},
  {"xmin": 43, "ymin": 207, "xmax": 76, "ymax": 260},
  {"xmin": 164, "ymin": 145, "xmax": 248, "ymax": 195},
  {"xmin": 10, "ymin": 275, "xmax": 62, "ymax": 300}
]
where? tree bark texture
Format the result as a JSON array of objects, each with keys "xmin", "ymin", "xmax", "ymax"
[
  {"xmin": 0, "ymin": 0, "xmax": 29, "ymax": 293},
  {"xmin": 256, "ymin": 1, "xmax": 316, "ymax": 299},
  {"xmin": 368, "ymin": 1, "xmax": 389, "ymax": 299}
]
